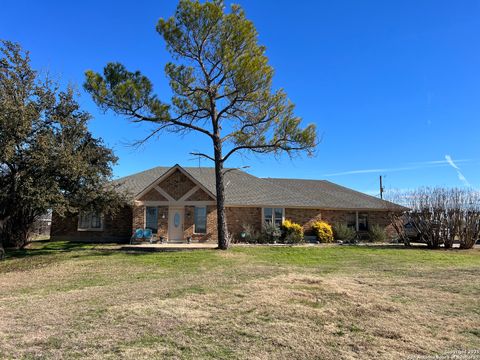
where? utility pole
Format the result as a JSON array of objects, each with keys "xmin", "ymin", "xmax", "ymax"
[{"xmin": 379, "ymin": 175, "xmax": 384, "ymax": 199}]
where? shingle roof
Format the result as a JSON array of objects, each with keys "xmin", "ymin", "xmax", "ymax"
[
  {"xmin": 113, "ymin": 165, "xmax": 404, "ymax": 210},
  {"xmin": 264, "ymin": 178, "xmax": 405, "ymax": 210}
]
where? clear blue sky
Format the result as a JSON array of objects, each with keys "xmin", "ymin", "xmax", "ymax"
[{"xmin": 2, "ymin": 0, "xmax": 479, "ymax": 195}]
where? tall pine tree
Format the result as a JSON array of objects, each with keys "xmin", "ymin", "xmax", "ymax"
[{"xmin": 85, "ymin": 0, "xmax": 317, "ymax": 249}]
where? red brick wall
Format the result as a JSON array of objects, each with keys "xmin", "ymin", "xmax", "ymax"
[
  {"xmin": 158, "ymin": 169, "xmax": 197, "ymax": 200},
  {"xmin": 226, "ymin": 207, "xmax": 262, "ymax": 240},
  {"xmin": 292, "ymin": 209, "xmax": 396, "ymax": 238},
  {"xmin": 320, "ymin": 210, "xmax": 393, "ymax": 228},
  {"xmin": 51, "ymin": 205, "xmax": 132, "ymax": 242},
  {"xmin": 132, "ymin": 205, "xmax": 144, "ymax": 231},
  {"xmin": 51, "ymin": 203, "xmax": 398, "ymax": 243},
  {"xmin": 186, "ymin": 189, "xmax": 214, "ymax": 201},
  {"xmin": 139, "ymin": 189, "xmax": 167, "ymax": 201},
  {"xmin": 157, "ymin": 206, "xmax": 169, "ymax": 238},
  {"xmin": 184, "ymin": 205, "xmax": 217, "ymax": 242},
  {"xmin": 285, "ymin": 208, "xmax": 323, "ymax": 235},
  {"xmin": 132, "ymin": 205, "xmax": 169, "ymax": 238}
]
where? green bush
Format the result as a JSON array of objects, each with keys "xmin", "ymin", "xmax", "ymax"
[
  {"xmin": 239, "ymin": 223, "xmax": 258, "ymax": 243},
  {"xmin": 312, "ymin": 221, "xmax": 334, "ymax": 243},
  {"xmin": 281, "ymin": 219, "xmax": 304, "ymax": 244},
  {"xmin": 369, "ymin": 224, "xmax": 387, "ymax": 242},
  {"xmin": 261, "ymin": 222, "xmax": 282, "ymax": 244},
  {"xmin": 333, "ymin": 223, "xmax": 356, "ymax": 241}
]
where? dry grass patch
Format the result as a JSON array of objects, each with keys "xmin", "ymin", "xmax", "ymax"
[{"xmin": 0, "ymin": 242, "xmax": 478, "ymax": 359}]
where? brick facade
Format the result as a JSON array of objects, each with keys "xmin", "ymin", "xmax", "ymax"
[
  {"xmin": 156, "ymin": 206, "xmax": 169, "ymax": 238},
  {"xmin": 132, "ymin": 204, "xmax": 144, "ymax": 230},
  {"xmin": 184, "ymin": 205, "xmax": 217, "ymax": 242},
  {"xmin": 158, "ymin": 169, "xmax": 197, "ymax": 200},
  {"xmin": 51, "ymin": 168, "xmax": 398, "ymax": 243},
  {"xmin": 51, "ymin": 204, "xmax": 397, "ymax": 243},
  {"xmin": 124, "ymin": 169, "xmax": 218, "ymax": 242},
  {"xmin": 51, "ymin": 205, "xmax": 132, "ymax": 242},
  {"xmin": 285, "ymin": 208, "xmax": 323, "ymax": 235},
  {"xmin": 224, "ymin": 207, "xmax": 262, "ymax": 241},
  {"xmin": 139, "ymin": 189, "xmax": 167, "ymax": 202},
  {"xmin": 286, "ymin": 208, "xmax": 396, "ymax": 237},
  {"xmin": 186, "ymin": 189, "xmax": 213, "ymax": 201}
]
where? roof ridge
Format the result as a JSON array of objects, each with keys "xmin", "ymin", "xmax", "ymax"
[
  {"xmin": 113, "ymin": 166, "xmax": 170, "ymax": 183},
  {"xmin": 115, "ymin": 165, "xmax": 241, "ymax": 180},
  {"xmin": 263, "ymin": 177, "xmax": 327, "ymax": 181}
]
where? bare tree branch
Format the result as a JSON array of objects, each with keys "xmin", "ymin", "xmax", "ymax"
[{"xmin": 190, "ymin": 151, "xmax": 215, "ymax": 162}]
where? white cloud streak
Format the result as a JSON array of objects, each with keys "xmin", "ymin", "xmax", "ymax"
[
  {"xmin": 445, "ymin": 155, "xmax": 470, "ymax": 187},
  {"xmin": 323, "ymin": 158, "xmax": 472, "ymax": 178},
  {"xmin": 445, "ymin": 155, "xmax": 460, "ymax": 170}
]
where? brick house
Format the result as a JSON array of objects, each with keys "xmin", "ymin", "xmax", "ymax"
[{"xmin": 51, "ymin": 164, "xmax": 405, "ymax": 243}]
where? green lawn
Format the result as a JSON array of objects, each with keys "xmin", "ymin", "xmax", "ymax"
[{"xmin": 0, "ymin": 241, "xmax": 479, "ymax": 359}]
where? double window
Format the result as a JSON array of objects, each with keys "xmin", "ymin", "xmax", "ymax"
[
  {"xmin": 346, "ymin": 212, "xmax": 369, "ymax": 231},
  {"xmin": 263, "ymin": 208, "xmax": 284, "ymax": 227},
  {"xmin": 194, "ymin": 206, "xmax": 207, "ymax": 234},
  {"xmin": 78, "ymin": 211, "xmax": 103, "ymax": 231}
]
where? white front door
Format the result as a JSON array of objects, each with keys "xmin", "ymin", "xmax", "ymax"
[{"xmin": 168, "ymin": 207, "xmax": 184, "ymax": 241}]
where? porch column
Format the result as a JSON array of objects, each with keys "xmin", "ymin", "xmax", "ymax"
[{"xmin": 355, "ymin": 211, "xmax": 359, "ymax": 232}]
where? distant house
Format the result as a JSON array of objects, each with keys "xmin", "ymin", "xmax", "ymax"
[{"xmin": 51, "ymin": 164, "xmax": 405, "ymax": 243}]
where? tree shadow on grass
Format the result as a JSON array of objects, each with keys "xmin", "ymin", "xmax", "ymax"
[
  {"xmin": 350, "ymin": 243, "xmax": 480, "ymax": 252},
  {"xmin": 346, "ymin": 243, "xmax": 428, "ymax": 250},
  {"xmin": 4, "ymin": 241, "xmax": 121, "ymax": 260}
]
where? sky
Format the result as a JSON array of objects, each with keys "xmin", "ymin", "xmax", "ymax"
[{"xmin": 1, "ymin": 0, "xmax": 479, "ymax": 196}]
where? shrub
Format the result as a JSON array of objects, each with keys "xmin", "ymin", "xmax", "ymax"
[
  {"xmin": 387, "ymin": 187, "xmax": 480, "ymax": 249},
  {"xmin": 281, "ymin": 219, "xmax": 304, "ymax": 244},
  {"xmin": 261, "ymin": 222, "xmax": 282, "ymax": 244},
  {"xmin": 369, "ymin": 224, "xmax": 387, "ymax": 242},
  {"xmin": 239, "ymin": 223, "xmax": 258, "ymax": 243},
  {"xmin": 333, "ymin": 223, "xmax": 356, "ymax": 241},
  {"xmin": 312, "ymin": 221, "xmax": 334, "ymax": 243}
]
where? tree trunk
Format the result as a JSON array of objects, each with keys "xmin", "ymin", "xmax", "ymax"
[
  {"xmin": 213, "ymin": 136, "xmax": 229, "ymax": 250},
  {"xmin": 0, "ymin": 213, "xmax": 32, "ymax": 249},
  {"xmin": 0, "ymin": 219, "xmax": 4, "ymax": 260}
]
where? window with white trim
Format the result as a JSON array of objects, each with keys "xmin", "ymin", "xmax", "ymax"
[
  {"xmin": 194, "ymin": 206, "xmax": 207, "ymax": 234},
  {"xmin": 145, "ymin": 207, "xmax": 158, "ymax": 233},
  {"xmin": 78, "ymin": 211, "xmax": 103, "ymax": 231},
  {"xmin": 346, "ymin": 213, "xmax": 369, "ymax": 231},
  {"xmin": 263, "ymin": 208, "xmax": 284, "ymax": 227}
]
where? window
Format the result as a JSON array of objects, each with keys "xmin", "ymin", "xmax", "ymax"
[
  {"xmin": 145, "ymin": 207, "xmax": 158, "ymax": 233},
  {"xmin": 358, "ymin": 213, "xmax": 368, "ymax": 231},
  {"xmin": 194, "ymin": 206, "xmax": 207, "ymax": 234},
  {"xmin": 346, "ymin": 213, "xmax": 369, "ymax": 231},
  {"xmin": 347, "ymin": 213, "xmax": 356, "ymax": 229},
  {"xmin": 78, "ymin": 211, "xmax": 103, "ymax": 231},
  {"xmin": 263, "ymin": 208, "xmax": 284, "ymax": 227}
]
